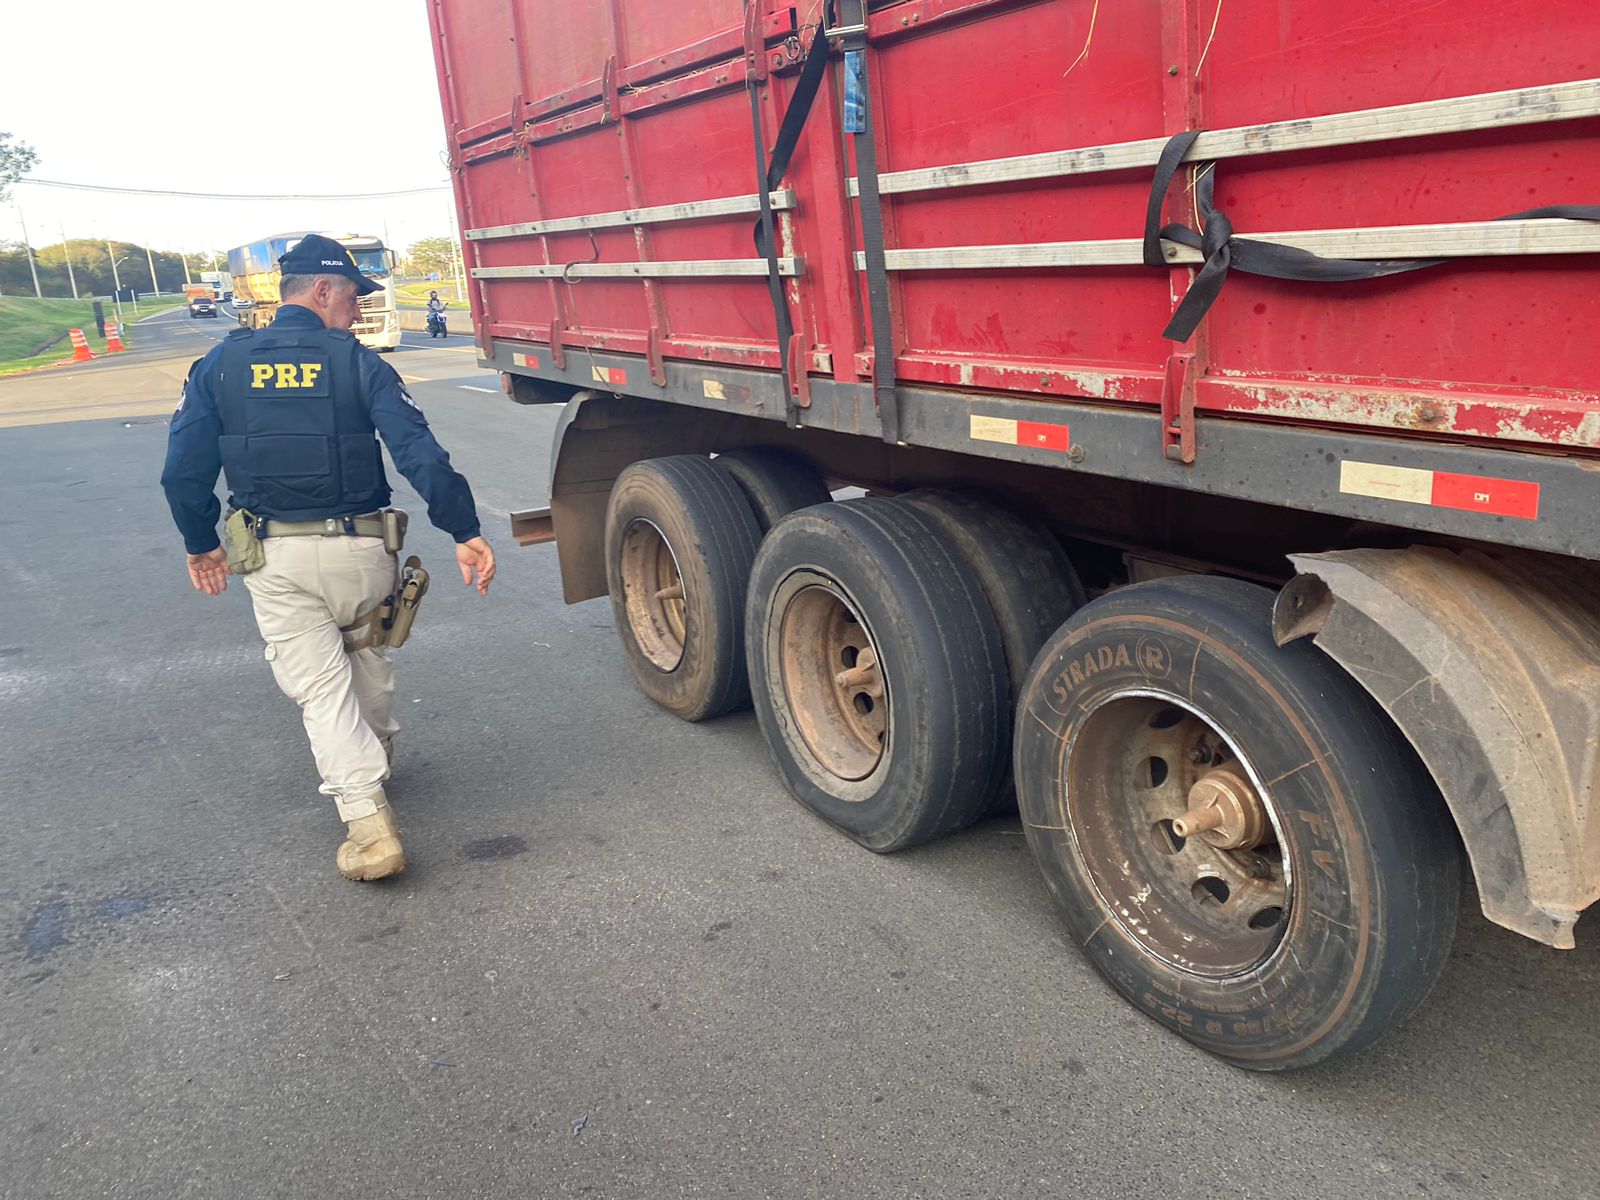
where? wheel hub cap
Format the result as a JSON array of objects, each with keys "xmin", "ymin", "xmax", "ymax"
[
  {"xmin": 1172, "ymin": 766, "xmax": 1269, "ymax": 850},
  {"xmin": 1065, "ymin": 696, "xmax": 1292, "ymax": 977},
  {"xmin": 778, "ymin": 583, "xmax": 887, "ymax": 781},
  {"xmin": 618, "ymin": 519, "xmax": 686, "ymax": 671}
]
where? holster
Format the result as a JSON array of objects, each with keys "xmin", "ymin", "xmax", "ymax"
[
  {"xmin": 222, "ymin": 508, "xmax": 266, "ymax": 575},
  {"xmin": 385, "ymin": 556, "xmax": 429, "ymax": 649},
  {"xmin": 340, "ymin": 555, "xmax": 429, "ymax": 653}
]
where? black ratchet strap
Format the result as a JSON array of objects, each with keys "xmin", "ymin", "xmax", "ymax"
[
  {"xmin": 1144, "ymin": 130, "xmax": 1600, "ymax": 343},
  {"xmin": 836, "ymin": 0, "xmax": 899, "ymax": 444},
  {"xmin": 748, "ymin": 3, "xmax": 835, "ymax": 427}
]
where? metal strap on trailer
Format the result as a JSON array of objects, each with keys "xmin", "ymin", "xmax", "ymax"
[
  {"xmin": 843, "ymin": 78, "xmax": 1600, "ymax": 197},
  {"xmin": 472, "ymin": 259, "xmax": 802, "ymax": 280},
  {"xmin": 464, "ymin": 191, "xmax": 804, "ymax": 285},
  {"xmin": 850, "ymin": 219, "xmax": 1600, "ymax": 271},
  {"xmin": 464, "ymin": 190, "xmax": 796, "ymax": 240}
]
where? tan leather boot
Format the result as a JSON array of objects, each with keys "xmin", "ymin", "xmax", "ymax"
[{"xmin": 336, "ymin": 804, "xmax": 406, "ymax": 881}]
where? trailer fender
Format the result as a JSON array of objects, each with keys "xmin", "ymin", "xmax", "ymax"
[
  {"xmin": 1273, "ymin": 547, "xmax": 1600, "ymax": 948},
  {"xmin": 538, "ymin": 391, "xmax": 732, "ymax": 604}
]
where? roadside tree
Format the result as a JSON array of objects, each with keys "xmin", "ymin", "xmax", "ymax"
[
  {"xmin": 0, "ymin": 132, "xmax": 38, "ymax": 203},
  {"xmin": 407, "ymin": 235, "xmax": 455, "ymax": 277}
]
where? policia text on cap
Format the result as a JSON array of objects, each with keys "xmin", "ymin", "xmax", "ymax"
[{"xmin": 160, "ymin": 234, "xmax": 496, "ymax": 882}]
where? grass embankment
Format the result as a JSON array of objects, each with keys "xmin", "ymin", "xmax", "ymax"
[{"xmin": 0, "ymin": 295, "xmax": 181, "ymax": 376}]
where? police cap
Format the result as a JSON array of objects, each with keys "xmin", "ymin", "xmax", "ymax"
[{"xmin": 278, "ymin": 233, "xmax": 381, "ymax": 295}]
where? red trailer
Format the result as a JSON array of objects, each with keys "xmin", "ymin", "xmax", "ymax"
[{"xmin": 427, "ymin": 0, "xmax": 1600, "ymax": 1068}]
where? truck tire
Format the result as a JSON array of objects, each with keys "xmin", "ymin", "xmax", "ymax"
[
  {"xmin": 712, "ymin": 447, "xmax": 832, "ymax": 533},
  {"xmin": 1014, "ymin": 576, "xmax": 1460, "ymax": 1070},
  {"xmin": 746, "ymin": 498, "xmax": 1009, "ymax": 851},
  {"xmin": 900, "ymin": 488, "xmax": 1086, "ymax": 816},
  {"xmin": 604, "ymin": 455, "xmax": 762, "ymax": 721}
]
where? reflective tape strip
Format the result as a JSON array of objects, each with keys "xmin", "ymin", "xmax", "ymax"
[
  {"xmin": 512, "ymin": 351, "xmax": 538, "ymax": 368},
  {"xmin": 1339, "ymin": 460, "xmax": 1540, "ymax": 520},
  {"xmin": 591, "ymin": 365, "xmax": 626, "ymax": 385},
  {"xmin": 970, "ymin": 414, "xmax": 1070, "ymax": 451},
  {"xmin": 1429, "ymin": 469, "xmax": 1541, "ymax": 520}
]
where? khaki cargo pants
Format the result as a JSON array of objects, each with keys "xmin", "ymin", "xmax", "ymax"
[{"xmin": 243, "ymin": 535, "xmax": 397, "ymax": 821}]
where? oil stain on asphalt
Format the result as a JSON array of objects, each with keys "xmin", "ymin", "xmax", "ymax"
[
  {"xmin": 463, "ymin": 835, "xmax": 528, "ymax": 861},
  {"xmin": 19, "ymin": 891, "xmax": 157, "ymax": 963}
]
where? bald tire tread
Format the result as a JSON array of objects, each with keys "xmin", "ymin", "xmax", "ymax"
[
  {"xmin": 900, "ymin": 488, "xmax": 1087, "ymax": 818},
  {"xmin": 747, "ymin": 498, "xmax": 1009, "ymax": 851},
  {"xmin": 712, "ymin": 447, "xmax": 833, "ymax": 533},
  {"xmin": 1015, "ymin": 576, "xmax": 1460, "ymax": 1070},
  {"xmin": 604, "ymin": 455, "xmax": 763, "ymax": 722}
]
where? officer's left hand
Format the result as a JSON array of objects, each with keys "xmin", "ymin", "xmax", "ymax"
[
  {"xmin": 186, "ymin": 548, "xmax": 230, "ymax": 596},
  {"xmin": 455, "ymin": 536, "xmax": 495, "ymax": 596}
]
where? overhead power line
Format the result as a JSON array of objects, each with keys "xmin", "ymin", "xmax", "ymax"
[{"xmin": 17, "ymin": 178, "xmax": 451, "ymax": 200}]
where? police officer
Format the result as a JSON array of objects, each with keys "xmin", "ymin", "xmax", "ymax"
[{"xmin": 160, "ymin": 233, "xmax": 495, "ymax": 882}]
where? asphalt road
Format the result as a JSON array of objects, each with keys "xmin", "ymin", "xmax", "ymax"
[{"xmin": 1, "ymin": 323, "xmax": 1596, "ymax": 1199}]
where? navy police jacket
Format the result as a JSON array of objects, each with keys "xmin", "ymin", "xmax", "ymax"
[{"xmin": 161, "ymin": 305, "xmax": 481, "ymax": 554}]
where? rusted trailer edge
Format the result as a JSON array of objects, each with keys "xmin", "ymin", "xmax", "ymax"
[{"xmin": 484, "ymin": 341, "xmax": 1600, "ymax": 562}]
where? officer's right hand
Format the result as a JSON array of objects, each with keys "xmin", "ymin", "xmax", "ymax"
[{"xmin": 456, "ymin": 536, "xmax": 496, "ymax": 596}]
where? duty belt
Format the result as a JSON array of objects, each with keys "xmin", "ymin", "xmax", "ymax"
[{"xmin": 258, "ymin": 512, "xmax": 386, "ymax": 538}]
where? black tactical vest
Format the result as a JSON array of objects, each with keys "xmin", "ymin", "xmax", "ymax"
[{"xmin": 215, "ymin": 325, "xmax": 389, "ymax": 520}]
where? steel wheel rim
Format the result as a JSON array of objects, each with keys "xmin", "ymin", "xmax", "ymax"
[
  {"xmin": 1063, "ymin": 691, "xmax": 1293, "ymax": 979},
  {"xmin": 778, "ymin": 582, "xmax": 887, "ymax": 781},
  {"xmin": 619, "ymin": 518, "xmax": 687, "ymax": 671}
]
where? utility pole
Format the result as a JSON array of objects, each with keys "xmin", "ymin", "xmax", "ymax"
[
  {"xmin": 145, "ymin": 240, "xmax": 160, "ymax": 297},
  {"xmin": 15, "ymin": 202, "xmax": 43, "ymax": 298},
  {"xmin": 58, "ymin": 221, "xmax": 79, "ymax": 299},
  {"xmin": 445, "ymin": 202, "xmax": 467, "ymax": 301},
  {"xmin": 181, "ymin": 252, "xmax": 191, "ymax": 286},
  {"xmin": 107, "ymin": 241, "xmax": 125, "ymax": 327}
]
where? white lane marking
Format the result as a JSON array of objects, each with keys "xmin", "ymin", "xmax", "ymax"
[
  {"xmin": 133, "ymin": 303, "xmax": 189, "ymax": 323},
  {"xmin": 459, "ymin": 385, "xmax": 495, "ymax": 393}
]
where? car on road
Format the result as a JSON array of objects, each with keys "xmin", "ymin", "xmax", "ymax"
[{"xmin": 188, "ymin": 296, "xmax": 218, "ymax": 319}]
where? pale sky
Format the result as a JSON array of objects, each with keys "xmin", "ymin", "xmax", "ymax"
[{"xmin": 2, "ymin": 0, "xmax": 458, "ymax": 257}]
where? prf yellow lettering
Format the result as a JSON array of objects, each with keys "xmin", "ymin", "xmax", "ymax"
[{"xmin": 250, "ymin": 362, "xmax": 323, "ymax": 389}]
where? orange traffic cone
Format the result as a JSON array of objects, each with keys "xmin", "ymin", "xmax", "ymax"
[
  {"xmin": 68, "ymin": 328, "xmax": 94, "ymax": 362},
  {"xmin": 105, "ymin": 320, "xmax": 127, "ymax": 353}
]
